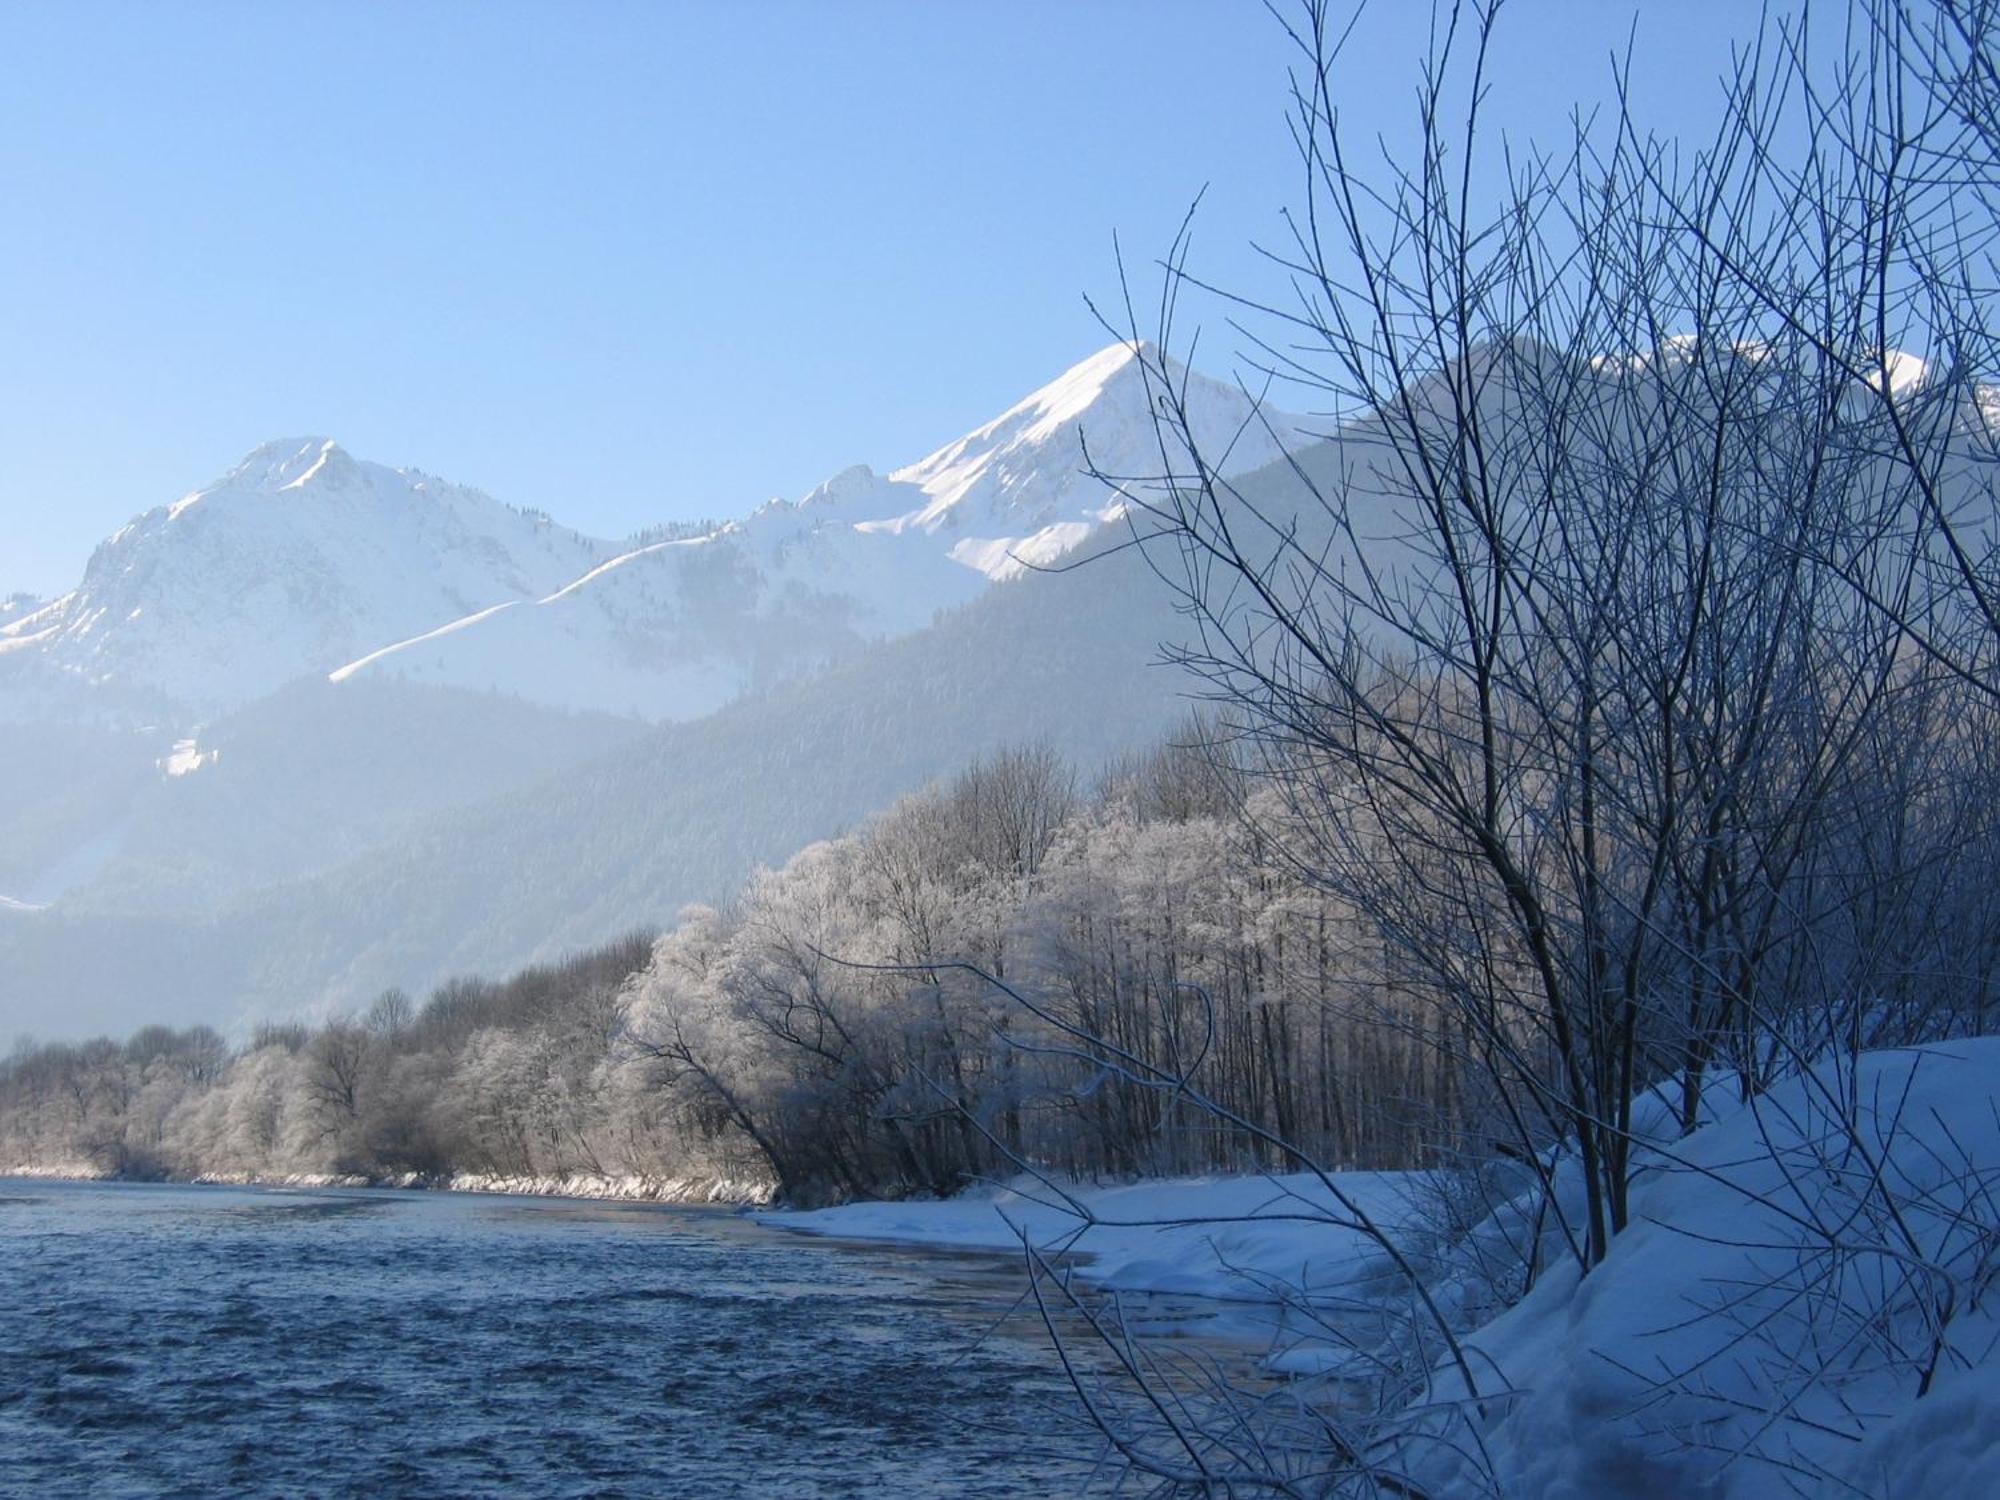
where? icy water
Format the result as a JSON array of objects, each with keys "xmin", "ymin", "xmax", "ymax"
[{"xmin": 0, "ymin": 1179, "xmax": 1104, "ymax": 1497}]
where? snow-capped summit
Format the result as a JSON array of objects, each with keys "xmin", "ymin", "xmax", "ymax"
[
  {"xmin": 846, "ymin": 341, "xmax": 1305, "ymax": 580},
  {"xmin": 895, "ymin": 340, "xmax": 1178, "ymax": 529},
  {"xmin": 794, "ymin": 463, "xmax": 883, "ymax": 511},
  {"xmin": 218, "ymin": 436, "xmax": 362, "ymax": 495},
  {"xmin": 1, "ymin": 439, "xmax": 610, "ymax": 718},
  {"xmin": 2, "ymin": 343, "xmax": 1307, "ymax": 726}
]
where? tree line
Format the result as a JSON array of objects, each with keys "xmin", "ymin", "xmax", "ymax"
[
  {"xmin": 0, "ymin": 936, "xmax": 650, "ymax": 1187},
  {"xmin": 0, "ymin": 737, "xmax": 1470, "ymax": 1198},
  {"xmin": 7, "ymin": 682, "xmax": 1994, "ymax": 1216}
]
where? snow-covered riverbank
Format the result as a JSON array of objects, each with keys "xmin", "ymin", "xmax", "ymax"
[
  {"xmin": 15, "ymin": 1043, "xmax": 1997, "ymax": 1496},
  {"xmin": 760, "ymin": 1169, "xmax": 1425, "ymax": 1305},
  {"xmin": 764, "ymin": 1042, "xmax": 2000, "ymax": 1498},
  {"xmin": 758, "ymin": 1167, "xmax": 1443, "ymax": 1382}
]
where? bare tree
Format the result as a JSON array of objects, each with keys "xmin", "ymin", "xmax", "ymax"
[{"xmin": 364, "ymin": 987, "xmax": 414, "ymax": 1042}]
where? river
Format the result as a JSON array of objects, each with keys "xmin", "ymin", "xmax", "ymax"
[{"xmin": 0, "ymin": 1178, "xmax": 1114, "ymax": 1497}]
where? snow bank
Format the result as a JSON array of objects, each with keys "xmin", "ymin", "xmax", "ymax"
[
  {"xmin": 761, "ymin": 1169, "xmax": 1424, "ymax": 1303},
  {"xmin": 1419, "ymin": 1040, "xmax": 2000, "ymax": 1499},
  {"xmin": 11, "ymin": 1166, "xmax": 779, "ymax": 1206},
  {"xmin": 762, "ymin": 1043, "xmax": 2000, "ymax": 1499},
  {"xmin": 190, "ymin": 1170, "xmax": 375, "ymax": 1190}
]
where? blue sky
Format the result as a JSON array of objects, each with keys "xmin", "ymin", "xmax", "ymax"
[{"xmin": 1, "ymin": 0, "xmax": 1761, "ymax": 597}]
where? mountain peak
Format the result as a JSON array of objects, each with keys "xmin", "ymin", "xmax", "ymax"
[
  {"xmin": 6, "ymin": 344, "xmax": 1301, "ymax": 723},
  {"xmin": 883, "ymin": 338, "xmax": 1298, "ymax": 569},
  {"xmin": 798, "ymin": 463, "xmax": 880, "ymax": 509},
  {"xmin": 1013, "ymin": 339, "xmax": 1152, "ymax": 426},
  {"xmin": 225, "ymin": 437, "xmax": 357, "ymax": 494},
  {"xmin": 17, "ymin": 436, "xmax": 616, "ymax": 719}
]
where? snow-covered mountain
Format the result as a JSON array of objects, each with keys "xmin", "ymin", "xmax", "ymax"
[
  {"xmin": 324, "ymin": 342, "xmax": 1305, "ymax": 717},
  {"xmin": 871, "ymin": 340, "xmax": 1294, "ymax": 575},
  {"xmin": 1, "ymin": 344, "xmax": 1301, "ymax": 729},
  {"xmin": 320, "ymin": 505, "xmax": 985, "ymax": 722},
  {"xmin": 0, "ymin": 342, "xmax": 1313, "ymax": 1034},
  {"xmin": 0, "ymin": 439, "xmax": 610, "ymax": 721}
]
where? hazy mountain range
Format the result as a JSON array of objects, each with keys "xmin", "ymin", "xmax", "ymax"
[{"xmin": 0, "ymin": 344, "xmax": 1311, "ymax": 1036}]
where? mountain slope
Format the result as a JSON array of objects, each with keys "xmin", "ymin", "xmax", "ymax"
[
  {"xmin": 0, "ymin": 509, "xmax": 1212, "ymax": 1033},
  {"xmin": 46, "ymin": 679, "xmax": 651, "ymax": 917},
  {"xmin": 883, "ymin": 340, "xmax": 1296, "ymax": 575}
]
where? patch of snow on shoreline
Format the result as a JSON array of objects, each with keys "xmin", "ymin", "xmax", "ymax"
[{"xmin": 760, "ymin": 1169, "xmax": 1423, "ymax": 1303}]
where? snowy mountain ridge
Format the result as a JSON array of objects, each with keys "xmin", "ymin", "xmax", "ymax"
[
  {"xmin": 0, "ymin": 437, "xmax": 611, "ymax": 720},
  {"xmin": 0, "ymin": 343, "xmax": 1303, "ymax": 725},
  {"xmin": 325, "ymin": 341, "xmax": 1305, "ymax": 718}
]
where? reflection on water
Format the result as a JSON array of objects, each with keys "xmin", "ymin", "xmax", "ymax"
[{"xmin": 0, "ymin": 1180, "xmax": 1099, "ymax": 1497}]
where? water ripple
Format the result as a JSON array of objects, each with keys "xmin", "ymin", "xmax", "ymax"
[{"xmin": 0, "ymin": 1179, "xmax": 1094, "ymax": 1497}]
